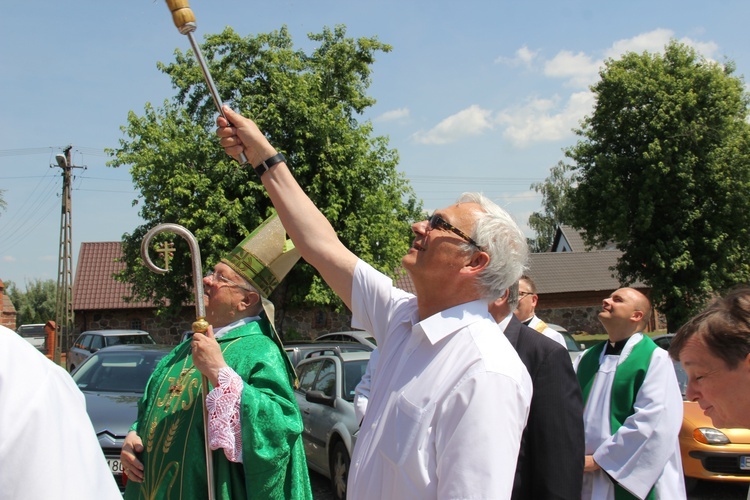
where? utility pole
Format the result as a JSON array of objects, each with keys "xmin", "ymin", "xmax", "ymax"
[{"xmin": 52, "ymin": 146, "xmax": 84, "ymax": 365}]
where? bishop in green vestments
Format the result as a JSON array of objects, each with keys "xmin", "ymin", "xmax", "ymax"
[{"xmin": 121, "ymin": 215, "xmax": 312, "ymax": 499}]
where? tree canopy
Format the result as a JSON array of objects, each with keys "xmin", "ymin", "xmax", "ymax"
[
  {"xmin": 5, "ymin": 279, "xmax": 56, "ymax": 326},
  {"xmin": 109, "ymin": 25, "xmax": 422, "ymax": 324},
  {"xmin": 566, "ymin": 40, "xmax": 750, "ymax": 330},
  {"xmin": 527, "ymin": 160, "xmax": 576, "ymax": 252}
]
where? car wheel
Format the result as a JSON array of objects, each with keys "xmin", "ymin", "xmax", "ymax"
[{"xmin": 329, "ymin": 441, "xmax": 350, "ymax": 500}]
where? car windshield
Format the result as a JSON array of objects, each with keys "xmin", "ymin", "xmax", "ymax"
[
  {"xmin": 342, "ymin": 359, "xmax": 369, "ymax": 402},
  {"xmin": 73, "ymin": 351, "xmax": 166, "ymax": 393},
  {"xmin": 562, "ymin": 333, "xmax": 580, "ymax": 352}
]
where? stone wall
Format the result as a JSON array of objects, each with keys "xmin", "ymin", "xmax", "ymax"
[
  {"xmin": 536, "ymin": 305, "xmax": 607, "ymax": 335},
  {"xmin": 75, "ymin": 307, "xmax": 196, "ymax": 345},
  {"xmin": 279, "ymin": 308, "xmax": 354, "ymax": 341}
]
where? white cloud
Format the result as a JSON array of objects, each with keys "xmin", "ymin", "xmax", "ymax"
[
  {"xmin": 375, "ymin": 107, "xmax": 410, "ymax": 122},
  {"xmin": 495, "ymin": 45, "xmax": 539, "ymax": 68},
  {"xmin": 496, "ymin": 91, "xmax": 595, "ymax": 148},
  {"xmin": 544, "ymin": 50, "xmax": 601, "ymax": 88},
  {"xmin": 412, "ymin": 105, "xmax": 493, "ymax": 145},
  {"xmin": 605, "ymin": 28, "xmax": 675, "ymax": 59}
]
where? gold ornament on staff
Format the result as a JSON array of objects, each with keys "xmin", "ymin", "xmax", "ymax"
[
  {"xmin": 141, "ymin": 223, "xmax": 213, "ymax": 500},
  {"xmin": 163, "ymin": 0, "xmax": 248, "ymax": 165}
]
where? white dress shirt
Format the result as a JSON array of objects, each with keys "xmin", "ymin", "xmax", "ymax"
[{"xmin": 347, "ymin": 260, "xmax": 532, "ymax": 499}]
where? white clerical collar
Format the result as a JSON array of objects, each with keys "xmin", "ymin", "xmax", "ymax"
[{"xmin": 213, "ymin": 316, "xmax": 261, "ymax": 339}]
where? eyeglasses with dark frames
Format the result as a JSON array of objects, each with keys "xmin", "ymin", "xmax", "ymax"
[
  {"xmin": 428, "ymin": 213, "xmax": 485, "ymax": 251},
  {"xmin": 518, "ymin": 291, "xmax": 535, "ymax": 299},
  {"xmin": 204, "ymin": 270, "xmax": 254, "ymax": 292}
]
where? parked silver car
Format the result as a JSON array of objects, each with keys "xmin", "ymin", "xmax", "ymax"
[
  {"xmin": 67, "ymin": 329, "xmax": 155, "ymax": 372},
  {"xmin": 294, "ymin": 351, "xmax": 371, "ymax": 500},
  {"xmin": 315, "ymin": 330, "xmax": 377, "ymax": 349},
  {"xmin": 71, "ymin": 344, "xmax": 171, "ymax": 492},
  {"xmin": 285, "ymin": 340, "xmax": 372, "ymax": 367}
]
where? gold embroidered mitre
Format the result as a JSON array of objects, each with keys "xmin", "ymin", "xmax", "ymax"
[{"xmin": 221, "ymin": 213, "xmax": 300, "ymax": 297}]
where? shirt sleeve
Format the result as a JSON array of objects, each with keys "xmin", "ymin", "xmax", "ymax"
[
  {"xmin": 206, "ymin": 366, "xmax": 244, "ymax": 462},
  {"xmin": 351, "ymin": 260, "xmax": 414, "ymax": 347}
]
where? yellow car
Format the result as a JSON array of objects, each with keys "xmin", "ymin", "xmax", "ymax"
[{"xmin": 674, "ymin": 362, "xmax": 750, "ymax": 490}]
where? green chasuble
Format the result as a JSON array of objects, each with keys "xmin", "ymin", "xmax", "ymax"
[{"xmin": 124, "ymin": 318, "xmax": 312, "ymax": 500}]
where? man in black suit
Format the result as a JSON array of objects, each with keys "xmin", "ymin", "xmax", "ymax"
[{"xmin": 490, "ymin": 284, "xmax": 585, "ymax": 500}]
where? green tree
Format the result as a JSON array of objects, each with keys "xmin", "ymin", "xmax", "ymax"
[
  {"xmin": 566, "ymin": 40, "xmax": 750, "ymax": 331},
  {"xmin": 5, "ymin": 279, "xmax": 56, "ymax": 326},
  {"xmin": 527, "ymin": 161, "xmax": 576, "ymax": 252},
  {"xmin": 110, "ymin": 25, "xmax": 422, "ymax": 328}
]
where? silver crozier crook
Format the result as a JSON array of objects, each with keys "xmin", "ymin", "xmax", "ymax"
[{"xmin": 141, "ymin": 223, "xmax": 215, "ymax": 500}]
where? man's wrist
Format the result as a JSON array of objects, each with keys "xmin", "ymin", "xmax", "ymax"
[{"xmin": 253, "ymin": 152, "xmax": 285, "ymax": 177}]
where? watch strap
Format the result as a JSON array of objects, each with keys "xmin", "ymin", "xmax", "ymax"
[{"xmin": 253, "ymin": 152, "xmax": 286, "ymax": 177}]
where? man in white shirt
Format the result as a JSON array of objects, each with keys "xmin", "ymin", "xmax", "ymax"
[
  {"xmin": 575, "ymin": 288, "xmax": 685, "ymax": 500},
  {"xmin": 514, "ymin": 275, "xmax": 566, "ymax": 348},
  {"xmin": 217, "ymin": 107, "xmax": 533, "ymax": 499},
  {"xmin": 0, "ymin": 325, "xmax": 121, "ymax": 499}
]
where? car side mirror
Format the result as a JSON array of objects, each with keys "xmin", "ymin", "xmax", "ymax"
[{"xmin": 306, "ymin": 390, "xmax": 335, "ymax": 407}]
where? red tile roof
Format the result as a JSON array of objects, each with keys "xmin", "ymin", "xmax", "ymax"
[{"xmin": 74, "ymin": 242, "xmax": 156, "ymax": 310}]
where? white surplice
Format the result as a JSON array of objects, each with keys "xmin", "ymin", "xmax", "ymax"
[
  {"xmin": 575, "ymin": 333, "xmax": 686, "ymax": 500},
  {"xmin": 0, "ymin": 325, "xmax": 121, "ymax": 499}
]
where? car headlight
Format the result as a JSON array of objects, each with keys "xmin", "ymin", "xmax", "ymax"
[{"xmin": 693, "ymin": 427, "xmax": 730, "ymax": 445}]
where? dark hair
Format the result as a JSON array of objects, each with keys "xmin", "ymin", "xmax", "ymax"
[
  {"xmin": 669, "ymin": 287, "xmax": 750, "ymax": 369},
  {"xmin": 519, "ymin": 275, "xmax": 537, "ymax": 294}
]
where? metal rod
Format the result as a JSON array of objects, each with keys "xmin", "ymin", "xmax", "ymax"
[
  {"xmin": 141, "ymin": 223, "xmax": 214, "ymax": 500},
  {"xmin": 186, "ymin": 34, "xmax": 248, "ymax": 165}
]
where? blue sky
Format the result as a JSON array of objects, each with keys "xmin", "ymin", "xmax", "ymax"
[{"xmin": 1, "ymin": 0, "xmax": 749, "ymax": 290}]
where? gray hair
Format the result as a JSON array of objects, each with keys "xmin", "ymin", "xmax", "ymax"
[
  {"xmin": 507, "ymin": 282, "xmax": 520, "ymax": 312},
  {"xmin": 456, "ymin": 192, "xmax": 529, "ymax": 301}
]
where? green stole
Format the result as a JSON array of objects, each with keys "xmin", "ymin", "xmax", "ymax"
[{"xmin": 577, "ymin": 335, "xmax": 658, "ymax": 500}]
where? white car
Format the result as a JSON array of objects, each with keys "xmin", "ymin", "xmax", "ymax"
[{"xmin": 547, "ymin": 323, "xmax": 583, "ymax": 363}]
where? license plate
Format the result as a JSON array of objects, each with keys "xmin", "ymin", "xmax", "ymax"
[
  {"xmin": 740, "ymin": 456, "xmax": 750, "ymax": 470},
  {"xmin": 107, "ymin": 458, "xmax": 124, "ymax": 474}
]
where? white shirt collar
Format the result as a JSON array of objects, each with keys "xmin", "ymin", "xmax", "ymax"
[
  {"xmin": 497, "ymin": 312, "xmax": 513, "ymax": 332},
  {"xmin": 213, "ymin": 315, "xmax": 261, "ymax": 339},
  {"xmin": 414, "ymin": 299, "xmax": 492, "ymax": 345}
]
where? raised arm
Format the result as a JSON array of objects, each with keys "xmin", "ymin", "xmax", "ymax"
[{"xmin": 217, "ymin": 106, "xmax": 358, "ymax": 309}]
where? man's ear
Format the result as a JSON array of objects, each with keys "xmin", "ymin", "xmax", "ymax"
[
  {"xmin": 463, "ymin": 250, "xmax": 490, "ymax": 276},
  {"xmin": 631, "ymin": 310, "xmax": 644, "ymax": 325},
  {"xmin": 238, "ymin": 291, "xmax": 261, "ymax": 312}
]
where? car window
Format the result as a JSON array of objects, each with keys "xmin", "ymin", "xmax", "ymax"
[
  {"xmin": 90, "ymin": 335, "xmax": 105, "ymax": 351},
  {"xmin": 365, "ymin": 336, "xmax": 377, "ymax": 346},
  {"xmin": 561, "ymin": 332, "xmax": 580, "ymax": 352},
  {"xmin": 654, "ymin": 337, "xmax": 671, "ymax": 350},
  {"xmin": 297, "ymin": 361, "xmax": 321, "ymax": 392},
  {"xmin": 79, "ymin": 334, "xmax": 93, "ymax": 350},
  {"xmin": 312, "ymin": 360, "xmax": 336, "ymax": 397},
  {"xmin": 343, "ymin": 359, "xmax": 369, "ymax": 402}
]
